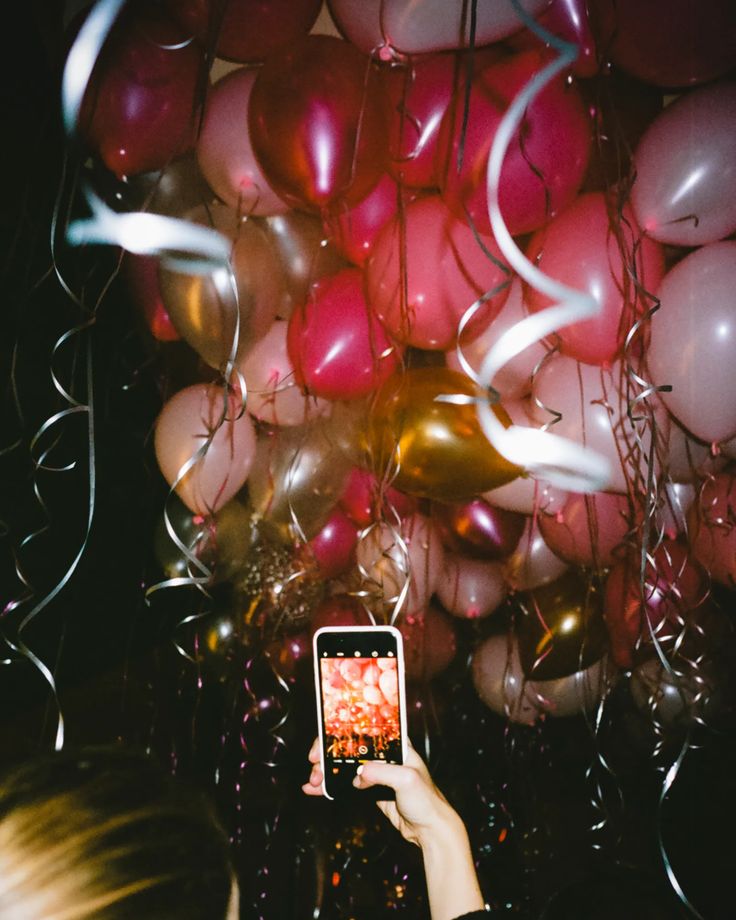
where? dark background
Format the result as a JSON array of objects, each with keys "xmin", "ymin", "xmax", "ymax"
[{"xmin": 2, "ymin": 3, "xmax": 735, "ymax": 919}]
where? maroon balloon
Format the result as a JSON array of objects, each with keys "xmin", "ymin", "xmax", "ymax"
[
  {"xmin": 324, "ymin": 173, "xmax": 402, "ymax": 266},
  {"xmin": 306, "ymin": 508, "xmax": 359, "ymax": 578},
  {"xmin": 590, "ymin": 0, "xmax": 736, "ymax": 88},
  {"xmin": 436, "ymin": 49, "xmax": 591, "ymax": 236},
  {"xmin": 603, "ymin": 540, "xmax": 708, "ymax": 669},
  {"xmin": 338, "ymin": 467, "xmax": 418, "ymax": 529},
  {"xmin": 400, "ymin": 603, "xmax": 457, "ymax": 682},
  {"xmin": 125, "ymin": 254, "xmax": 180, "ymax": 342},
  {"xmin": 265, "ymin": 631, "xmax": 311, "ymax": 682},
  {"xmin": 508, "ymin": 0, "xmax": 599, "ymax": 78},
  {"xmin": 310, "ymin": 594, "xmax": 373, "ymax": 636},
  {"xmin": 287, "ymin": 268, "xmax": 401, "ymax": 400},
  {"xmin": 248, "ymin": 35, "xmax": 388, "ymax": 211},
  {"xmin": 433, "ymin": 498, "xmax": 525, "ymax": 560},
  {"xmin": 80, "ymin": 6, "xmax": 205, "ymax": 178},
  {"xmin": 164, "ymin": 0, "xmax": 321, "ymax": 63}
]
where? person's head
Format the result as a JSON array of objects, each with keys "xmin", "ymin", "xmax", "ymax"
[{"xmin": 0, "ymin": 746, "xmax": 237, "ymax": 920}]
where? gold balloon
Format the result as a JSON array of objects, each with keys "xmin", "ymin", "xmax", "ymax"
[
  {"xmin": 211, "ymin": 499, "xmax": 257, "ymax": 584},
  {"xmin": 367, "ymin": 367, "xmax": 520, "ymax": 501},
  {"xmin": 265, "ymin": 210, "xmax": 347, "ymax": 319},
  {"xmin": 159, "ymin": 202, "xmax": 285, "ymax": 369},
  {"xmin": 517, "ymin": 570, "xmax": 608, "ymax": 681},
  {"xmin": 152, "ymin": 495, "xmax": 208, "ymax": 580}
]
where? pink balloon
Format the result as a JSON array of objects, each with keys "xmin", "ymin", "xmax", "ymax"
[
  {"xmin": 154, "ymin": 384, "xmax": 256, "ymax": 514},
  {"xmin": 446, "ymin": 278, "xmax": 548, "ymax": 398},
  {"xmin": 328, "ymin": 0, "xmax": 548, "ymax": 55},
  {"xmin": 124, "ymin": 255, "xmax": 180, "ymax": 342},
  {"xmin": 238, "ymin": 320, "xmax": 330, "ymax": 426},
  {"xmin": 525, "ymin": 193, "xmax": 664, "ymax": 366},
  {"xmin": 630, "ymin": 83, "xmax": 736, "ymax": 247},
  {"xmin": 508, "ymin": 0, "xmax": 599, "ymax": 78},
  {"xmin": 338, "ymin": 467, "xmax": 417, "ymax": 529},
  {"xmin": 687, "ymin": 472, "xmax": 736, "ymax": 589},
  {"xmin": 658, "ymin": 483, "xmax": 696, "ymax": 540},
  {"xmin": 648, "ymin": 242, "xmax": 736, "ymax": 444},
  {"xmin": 436, "ymin": 554, "xmax": 507, "ymax": 619},
  {"xmin": 324, "ymin": 174, "xmax": 402, "ymax": 266},
  {"xmin": 530, "ymin": 356, "xmax": 667, "ymax": 494},
  {"xmin": 538, "ymin": 491, "xmax": 630, "ymax": 568},
  {"xmin": 306, "ymin": 508, "xmax": 358, "ymax": 578},
  {"xmin": 399, "ymin": 603, "xmax": 457, "ymax": 681},
  {"xmin": 355, "ymin": 512, "xmax": 444, "ymax": 612},
  {"xmin": 437, "ymin": 50, "xmax": 591, "ymax": 236},
  {"xmin": 666, "ymin": 420, "xmax": 727, "ymax": 484},
  {"xmin": 196, "ymin": 68, "xmax": 289, "ymax": 216},
  {"xmin": 288, "ymin": 269, "xmax": 402, "ymax": 400},
  {"xmin": 504, "ymin": 517, "xmax": 569, "ymax": 591},
  {"xmin": 471, "ymin": 634, "xmax": 538, "ymax": 725},
  {"xmin": 365, "ymin": 195, "xmax": 511, "ymax": 350}
]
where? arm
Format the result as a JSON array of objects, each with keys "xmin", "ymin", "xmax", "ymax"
[{"xmin": 303, "ymin": 739, "xmax": 486, "ymax": 920}]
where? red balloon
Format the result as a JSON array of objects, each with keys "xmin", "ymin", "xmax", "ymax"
[
  {"xmin": 433, "ymin": 497, "xmax": 525, "ymax": 560},
  {"xmin": 248, "ymin": 35, "xmax": 388, "ymax": 211},
  {"xmin": 310, "ymin": 594, "xmax": 373, "ymax": 635},
  {"xmin": 604, "ymin": 540, "xmax": 708, "ymax": 669},
  {"xmin": 287, "ymin": 268, "xmax": 402, "ymax": 400},
  {"xmin": 324, "ymin": 173, "xmax": 402, "ymax": 266},
  {"xmin": 400, "ymin": 603, "xmax": 457, "ymax": 681},
  {"xmin": 80, "ymin": 7, "xmax": 205, "ymax": 178},
  {"xmin": 524, "ymin": 193, "xmax": 664, "ymax": 366},
  {"xmin": 164, "ymin": 0, "xmax": 321, "ymax": 63},
  {"xmin": 437, "ymin": 50, "xmax": 591, "ymax": 236},
  {"xmin": 338, "ymin": 467, "xmax": 417, "ymax": 528},
  {"xmin": 590, "ymin": 0, "xmax": 736, "ymax": 88},
  {"xmin": 125, "ymin": 255, "xmax": 180, "ymax": 342},
  {"xmin": 538, "ymin": 490, "xmax": 630, "ymax": 568},
  {"xmin": 508, "ymin": 0, "xmax": 599, "ymax": 78},
  {"xmin": 306, "ymin": 508, "xmax": 359, "ymax": 578}
]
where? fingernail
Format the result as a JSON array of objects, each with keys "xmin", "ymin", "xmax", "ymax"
[{"xmin": 356, "ymin": 765, "xmax": 364, "ymax": 776}]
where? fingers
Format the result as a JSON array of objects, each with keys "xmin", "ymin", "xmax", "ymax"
[
  {"xmin": 301, "ymin": 760, "xmax": 324, "ymax": 797},
  {"xmin": 353, "ymin": 760, "xmax": 417, "ymax": 793},
  {"xmin": 308, "ymin": 737, "xmax": 320, "ymax": 764}
]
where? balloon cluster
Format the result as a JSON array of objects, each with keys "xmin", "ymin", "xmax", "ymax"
[{"xmin": 70, "ymin": 0, "xmax": 736, "ymax": 734}]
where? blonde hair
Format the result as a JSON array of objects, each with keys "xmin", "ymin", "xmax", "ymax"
[{"xmin": 0, "ymin": 748, "xmax": 234, "ymax": 920}]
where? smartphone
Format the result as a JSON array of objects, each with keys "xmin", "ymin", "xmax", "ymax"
[{"xmin": 313, "ymin": 625, "xmax": 407, "ymax": 801}]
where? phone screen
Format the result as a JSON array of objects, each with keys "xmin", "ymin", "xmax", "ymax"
[{"xmin": 314, "ymin": 627, "xmax": 406, "ymax": 799}]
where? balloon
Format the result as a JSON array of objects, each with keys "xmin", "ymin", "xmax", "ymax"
[
  {"xmin": 152, "ymin": 495, "xmax": 208, "ymax": 580},
  {"xmin": 590, "ymin": 0, "xmax": 736, "ymax": 88},
  {"xmin": 324, "ymin": 173, "xmax": 402, "ymax": 266},
  {"xmin": 124, "ymin": 254, "xmax": 180, "ymax": 342},
  {"xmin": 630, "ymin": 83, "xmax": 736, "ymax": 247},
  {"xmin": 306, "ymin": 508, "xmax": 358, "ymax": 578},
  {"xmin": 248, "ymin": 35, "xmax": 387, "ymax": 211},
  {"xmin": 310, "ymin": 594, "xmax": 373, "ymax": 635},
  {"xmin": 437, "ymin": 50, "xmax": 591, "ymax": 236},
  {"xmin": 658, "ymin": 483, "xmax": 696, "ymax": 541},
  {"xmin": 603, "ymin": 539, "xmax": 708, "ymax": 669},
  {"xmin": 79, "ymin": 6, "xmax": 205, "ymax": 178},
  {"xmin": 354, "ymin": 513, "xmax": 444, "ymax": 613},
  {"xmin": 154, "ymin": 384, "xmax": 257, "ymax": 514},
  {"xmin": 508, "ymin": 0, "xmax": 599, "ymax": 78},
  {"xmin": 666, "ymin": 420, "xmax": 726, "ymax": 484},
  {"xmin": 525, "ymin": 193, "xmax": 665, "ymax": 366},
  {"xmin": 517, "ymin": 570, "xmax": 608, "ymax": 680},
  {"xmin": 630, "ymin": 658, "xmax": 716, "ymax": 727},
  {"xmin": 111, "ymin": 152, "xmax": 214, "ymax": 218},
  {"xmin": 381, "ymin": 52, "xmax": 460, "ymax": 188},
  {"xmin": 446, "ymin": 278, "xmax": 549, "ymax": 399},
  {"xmin": 648, "ymin": 242, "xmax": 736, "ymax": 444},
  {"xmin": 538, "ymin": 490, "xmax": 630, "ymax": 568},
  {"xmin": 399, "ymin": 603, "xmax": 457, "ymax": 681},
  {"xmin": 472, "ymin": 633, "xmax": 610, "ymax": 723},
  {"xmin": 338, "ymin": 467, "xmax": 417, "ymax": 529},
  {"xmin": 687, "ymin": 472, "xmax": 736, "ymax": 589},
  {"xmin": 367, "ymin": 367, "xmax": 521, "ymax": 502},
  {"xmin": 196, "ymin": 67, "xmax": 289, "ymax": 216},
  {"xmin": 287, "ymin": 269, "xmax": 402, "ymax": 401},
  {"xmin": 436, "ymin": 554, "xmax": 507, "ymax": 619},
  {"xmin": 264, "ymin": 631, "xmax": 312, "ymax": 684},
  {"xmin": 433, "ymin": 497, "xmax": 525, "ymax": 561},
  {"xmin": 327, "ymin": 0, "xmax": 549, "ymax": 56},
  {"xmin": 247, "ymin": 417, "xmax": 355, "ymax": 541},
  {"xmin": 164, "ymin": 0, "xmax": 321, "ymax": 63},
  {"xmin": 365, "ymin": 195, "xmax": 511, "ymax": 351},
  {"xmin": 211, "ymin": 499, "xmax": 257, "ymax": 583},
  {"xmin": 265, "ymin": 211, "xmax": 348, "ymax": 319},
  {"xmin": 505, "ymin": 517, "xmax": 569, "ymax": 591},
  {"xmin": 238, "ymin": 320, "xmax": 330, "ymax": 427},
  {"xmin": 158, "ymin": 202, "xmax": 284, "ymax": 369},
  {"xmin": 530, "ymin": 356, "xmax": 667, "ymax": 494}
]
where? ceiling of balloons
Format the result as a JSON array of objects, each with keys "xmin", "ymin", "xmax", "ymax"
[{"xmin": 2, "ymin": 0, "xmax": 736, "ymax": 916}]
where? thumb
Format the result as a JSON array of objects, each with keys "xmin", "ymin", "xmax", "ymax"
[{"xmin": 353, "ymin": 761, "xmax": 414, "ymax": 793}]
